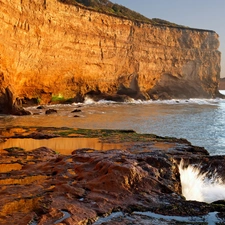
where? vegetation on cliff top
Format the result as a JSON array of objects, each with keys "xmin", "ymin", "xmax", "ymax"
[{"xmin": 59, "ymin": 0, "xmax": 186, "ymax": 28}]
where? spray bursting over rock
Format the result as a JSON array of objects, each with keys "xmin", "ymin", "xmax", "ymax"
[{"xmin": 179, "ymin": 161, "xmax": 225, "ymax": 203}]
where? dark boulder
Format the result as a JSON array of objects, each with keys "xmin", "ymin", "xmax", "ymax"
[
  {"xmin": 37, "ymin": 105, "xmax": 45, "ymax": 109},
  {"xmin": 45, "ymin": 109, "xmax": 57, "ymax": 114},
  {"xmin": 71, "ymin": 109, "xmax": 82, "ymax": 113}
]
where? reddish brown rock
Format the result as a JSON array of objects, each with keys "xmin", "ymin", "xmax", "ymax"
[{"xmin": 1, "ymin": 137, "xmax": 225, "ymax": 225}]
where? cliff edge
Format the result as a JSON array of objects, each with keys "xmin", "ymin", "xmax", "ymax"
[{"xmin": 0, "ymin": 0, "xmax": 221, "ymax": 113}]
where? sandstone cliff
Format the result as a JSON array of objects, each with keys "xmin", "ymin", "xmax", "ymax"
[{"xmin": 0, "ymin": 0, "xmax": 222, "ymax": 113}]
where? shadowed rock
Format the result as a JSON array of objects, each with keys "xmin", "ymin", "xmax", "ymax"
[
  {"xmin": 0, "ymin": 87, "xmax": 31, "ymax": 115},
  {"xmin": 45, "ymin": 109, "xmax": 58, "ymax": 115},
  {"xmin": 71, "ymin": 109, "xmax": 82, "ymax": 113}
]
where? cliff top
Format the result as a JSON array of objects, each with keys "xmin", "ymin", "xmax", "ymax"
[
  {"xmin": 59, "ymin": 0, "xmax": 215, "ymax": 32},
  {"xmin": 59, "ymin": 0, "xmax": 186, "ymax": 28}
]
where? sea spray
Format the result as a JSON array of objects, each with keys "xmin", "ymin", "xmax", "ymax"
[{"xmin": 179, "ymin": 161, "xmax": 225, "ymax": 203}]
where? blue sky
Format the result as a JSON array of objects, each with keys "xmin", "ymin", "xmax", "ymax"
[{"xmin": 111, "ymin": 0, "xmax": 225, "ymax": 77}]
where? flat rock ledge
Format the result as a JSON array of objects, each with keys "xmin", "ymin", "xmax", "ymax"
[{"xmin": 0, "ymin": 127, "xmax": 225, "ymax": 224}]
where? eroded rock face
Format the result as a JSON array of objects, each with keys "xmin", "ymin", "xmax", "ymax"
[
  {"xmin": 0, "ymin": 87, "xmax": 31, "ymax": 115},
  {"xmin": 1, "ymin": 134, "xmax": 225, "ymax": 225},
  {"xmin": 219, "ymin": 78, "xmax": 225, "ymax": 90},
  {"xmin": 0, "ymin": 0, "xmax": 221, "ymax": 111}
]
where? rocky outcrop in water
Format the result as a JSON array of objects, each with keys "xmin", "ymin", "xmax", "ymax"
[
  {"xmin": 1, "ymin": 127, "xmax": 225, "ymax": 224},
  {"xmin": 0, "ymin": 0, "xmax": 221, "ymax": 113}
]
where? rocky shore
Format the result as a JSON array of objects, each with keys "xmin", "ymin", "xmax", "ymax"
[{"xmin": 0, "ymin": 127, "xmax": 225, "ymax": 224}]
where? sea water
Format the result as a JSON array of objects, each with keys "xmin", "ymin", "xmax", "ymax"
[
  {"xmin": 1, "ymin": 91, "xmax": 225, "ymax": 155},
  {"xmin": 179, "ymin": 161, "xmax": 225, "ymax": 203},
  {"xmin": 2, "ymin": 93, "xmax": 225, "ymax": 222}
]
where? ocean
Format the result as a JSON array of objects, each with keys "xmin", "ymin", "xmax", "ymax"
[{"xmin": 1, "ymin": 91, "xmax": 225, "ymax": 155}]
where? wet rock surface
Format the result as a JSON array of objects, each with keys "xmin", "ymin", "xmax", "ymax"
[
  {"xmin": 45, "ymin": 109, "xmax": 58, "ymax": 115},
  {"xmin": 0, "ymin": 127, "xmax": 225, "ymax": 224}
]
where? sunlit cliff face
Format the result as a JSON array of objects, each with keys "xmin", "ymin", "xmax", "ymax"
[
  {"xmin": 179, "ymin": 162, "xmax": 225, "ymax": 203},
  {"xmin": 0, "ymin": 0, "xmax": 221, "ymax": 111}
]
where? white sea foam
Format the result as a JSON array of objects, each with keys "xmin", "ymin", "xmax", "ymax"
[
  {"xmin": 81, "ymin": 96, "xmax": 224, "ymax": 106},
  {"xmin": 84, "ymin": 96, "xmax": 96, "ymax": 105},
  {"xmin": 25, "ymin": 92, "xmax": 225, "ymax": 109},
  {"xmin": 179, "ymin": 161, "xmax": 225, "ymax": 203}
]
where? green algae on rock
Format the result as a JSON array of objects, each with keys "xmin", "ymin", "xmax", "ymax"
[{"xmin": 0, "ymin": 126, "xmax": 224, "ymax": 224}]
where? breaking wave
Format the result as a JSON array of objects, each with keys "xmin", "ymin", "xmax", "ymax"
[
  {"xmin": 82, "ymin": 96, "xmax": 224, "ymax": 106},
  {"xmin": 179, "ymin": 161, "xmax": 225, "ymax": 203}
]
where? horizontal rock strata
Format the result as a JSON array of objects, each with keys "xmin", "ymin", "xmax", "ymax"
[{"xmin": 0, "ymin": 0, "xmax": 222, "ymax": 113}]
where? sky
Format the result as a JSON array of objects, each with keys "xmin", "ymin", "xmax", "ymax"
[{"xmin": 111, "ymin": 0, "xmax": 225, "ymax": 77}]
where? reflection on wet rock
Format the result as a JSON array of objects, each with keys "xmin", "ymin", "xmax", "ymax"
[{"xmin": 0, "ymin": 128, "xmax": 225, "ymax": 224}]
